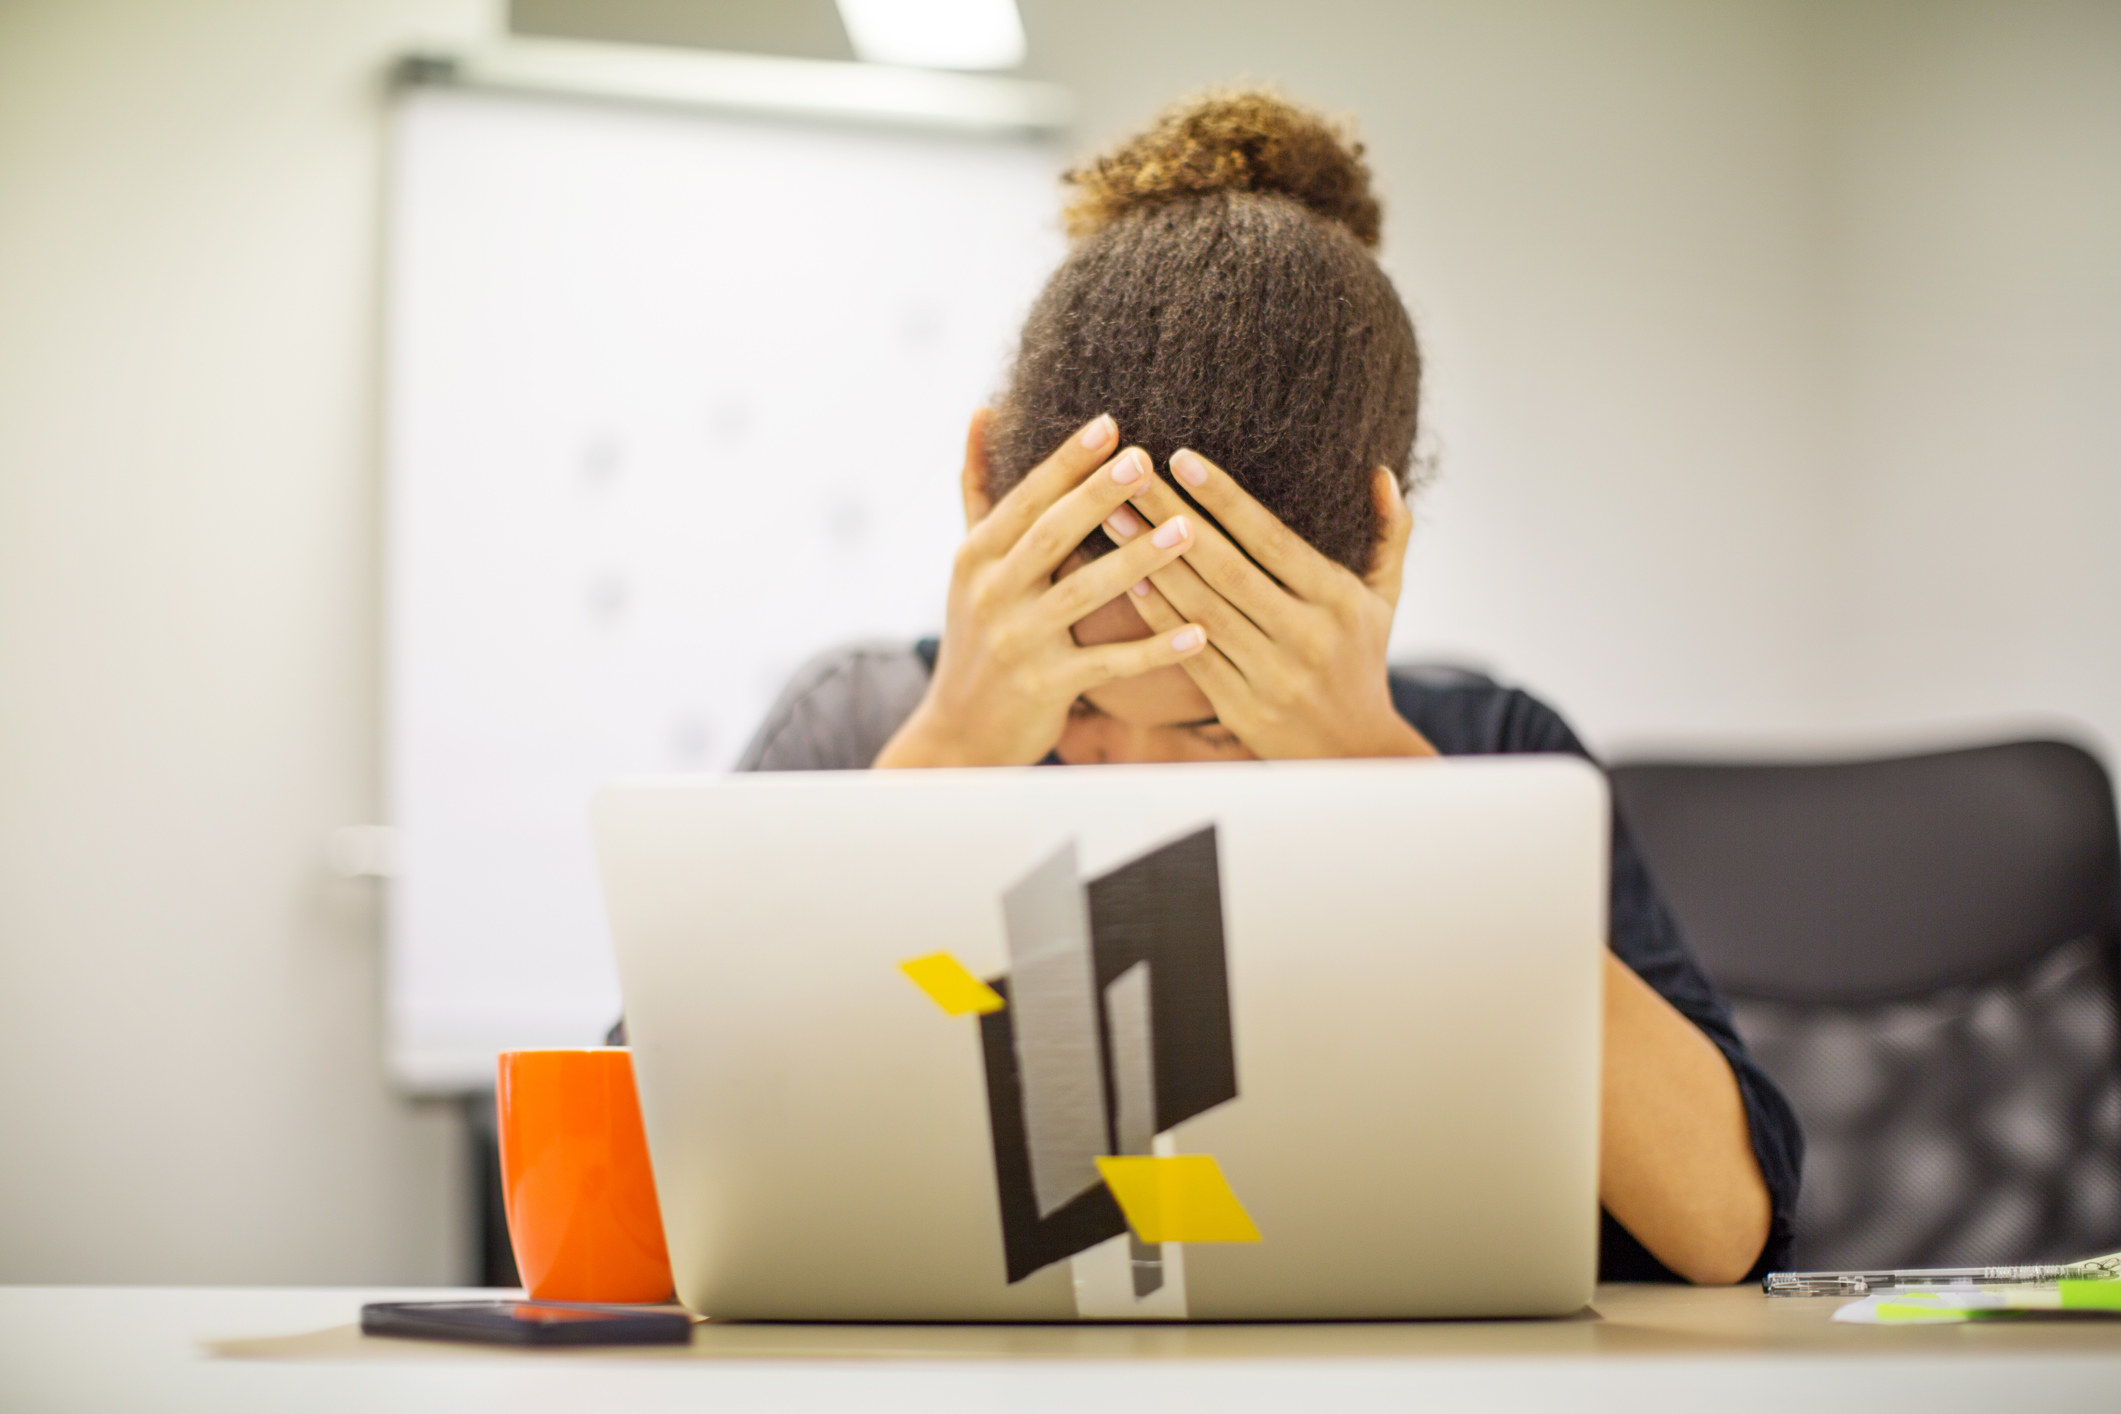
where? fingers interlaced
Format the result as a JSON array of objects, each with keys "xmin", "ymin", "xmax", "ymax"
[
  {"xmin": 1037, "ymin": 507, "xmax": 1192, "ymax": 627},
  {"xmin": 1106, "ymin": 482, "xmax": 1281, "ymax": 670},
  {"xmin": 1119, "ymin": 472, "xmax": 1302, "ymax": 639},
  {"xmin": 952, "ymin": 429, "xmax": 1400, "ymax": 725},
  {"xmin": 1065, "ymin": 623, "xmax": 1208, "ymax": 693},
  {"xmin": 1164, "ymin": 449, "xmax": 1357, "ymax": 608},
  {"xmin": 1122, "ymin": 575, "xmax": 1251, "ymax": 705},
  {"xmin": 997, "ymin": 443, "xmax": 1157, "ymax": 591}
]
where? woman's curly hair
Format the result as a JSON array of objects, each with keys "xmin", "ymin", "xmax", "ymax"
[{"xmin": 984, "ymin": 88, "xmax": 1422, "ymax": 575}]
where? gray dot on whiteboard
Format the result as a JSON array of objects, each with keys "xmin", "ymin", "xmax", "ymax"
[
  {"xmin": 587, "ymin": 572, "xmax": 628, "ymax": 623},
  {"xmin": 582, "ymin": 432, "xmax": 622, "ymax": 484},
  {"xmin": 900, "ymin": 301, "xmax": 944, "ymax": 350},
  {"xmin": 710, "ymin": 397, "xmax": 752, "ymax": 445},
  {"xmin": 825, "ymin": 498, "xmax": 871, "ymax": 551},
  {"xmin": 670, "ymin": 712, "xmax": 716, "ymax": 765}
]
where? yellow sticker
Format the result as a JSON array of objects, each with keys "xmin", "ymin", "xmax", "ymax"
[
  {"xmin": 899, "ymin": 952, "xmax": 1005, "ymax": 1017},
  {"xmin": 1095, "ymin": 1154, "xmax": 1261, "ymax": 1244}
]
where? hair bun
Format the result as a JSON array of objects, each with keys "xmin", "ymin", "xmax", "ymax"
[{"xmin": 1063, "ymin": 89, "xmax": 1381, "ymax": 248}]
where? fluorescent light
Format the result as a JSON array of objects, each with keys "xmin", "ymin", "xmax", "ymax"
[{"xmin": 835, "ymin": 0, "xmax": 1027, "ymax": 71}]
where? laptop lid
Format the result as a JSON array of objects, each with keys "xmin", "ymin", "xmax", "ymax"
[{"xmin": 595, "ymin": 757, "xmax": 1606, "ymax": 1320}]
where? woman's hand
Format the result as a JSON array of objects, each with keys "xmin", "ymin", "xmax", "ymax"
[
  {"xmin": 1105, "ymin": 448, "xmax": 1436, "ymax": 761},
  {"xmin": 874, "ymin": 413, "xmax": 1210, "ymax": 768}
]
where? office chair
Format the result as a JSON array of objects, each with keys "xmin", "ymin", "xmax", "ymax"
[{"xmin": 1611, "ymin": 740, "xmax": 2121, "ymax": 1270}]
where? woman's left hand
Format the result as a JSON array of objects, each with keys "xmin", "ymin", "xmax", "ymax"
[{"xmin": 1104, "ymin": 448, "xmax": 1438, "ymax": 761}]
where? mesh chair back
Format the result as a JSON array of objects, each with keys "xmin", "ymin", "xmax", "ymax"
[{"xmin": 1611, "ymin": 741, "xmax": 2121, "ymax": 1270}]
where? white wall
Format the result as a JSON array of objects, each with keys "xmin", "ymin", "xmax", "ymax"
[
  {"xmin": 0, "ymin": 0, "xmax": 492, "ymax": 1283},
  {"xmin": 1820, "ymin": 0, "xmax": 2121, "ymax": 757},
  {"xmin": 1, "ymin": 0, "xmax": 2113, "ymax": 1284}
]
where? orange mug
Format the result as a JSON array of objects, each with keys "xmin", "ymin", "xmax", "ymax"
[{"xmin": 496, "ymin": 1048, "xmax": 674, "ymax": 1303}]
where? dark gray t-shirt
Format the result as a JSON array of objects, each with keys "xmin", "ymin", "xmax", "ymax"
[{"xmin": 723, "ymin": 639, "xmax": 1804, "ymax": 1283}]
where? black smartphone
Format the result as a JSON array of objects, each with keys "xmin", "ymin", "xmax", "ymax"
[{"xmin": 360, "ymin": 1300, "xmax": 693, "ymax": 1346}]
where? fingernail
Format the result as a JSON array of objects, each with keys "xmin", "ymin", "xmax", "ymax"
[
  {"xmin": 1171, "ymin": 626, "xmax": 1205, "ymax": 653},
  {"xmin": 1130, "ymin": 579, "xmax": 1151, "ymax": 597},
  {"xmin": 1151, "ymin": 515, "xmax": 1189, "ymax": 550},
  {"xmin": 1106, "ymin": 507, "xmax": 1142, "ymax": 539},
  {"xmin": 1080, "ymin": 414, "xmax": 1115, "ymax": 449},
  {"xmin": 1109, "ymin": 448, "xmax": 1145, "ymax": 484},
  {"xmin": 1172, "ymin": 449, "xmax": 1209, "ymax": 487}
]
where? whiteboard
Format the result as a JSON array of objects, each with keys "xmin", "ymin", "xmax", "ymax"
[{"xmin": 384, "ymin": 85, "xmax": 1063, "ymax": 1090}]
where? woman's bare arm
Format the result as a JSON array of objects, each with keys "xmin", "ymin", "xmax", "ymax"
[{"xmin": 1600, "ymin": 952, "xmax": 1772, "ymax": 1284}]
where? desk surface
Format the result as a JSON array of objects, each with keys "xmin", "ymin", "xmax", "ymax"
[{"xmin": 7, "ymin": 1284, "xmax": 2120, "ymax": 1414}]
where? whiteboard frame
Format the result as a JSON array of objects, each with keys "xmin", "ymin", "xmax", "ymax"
[{"xmin": 394, "ymin": 37, "xmax": 1075, "ymax": 137}]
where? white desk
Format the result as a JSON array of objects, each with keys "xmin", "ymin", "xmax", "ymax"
[{"xmin": 5, "ymin": 1284, "xmax": 2119, "ymax": 1413}]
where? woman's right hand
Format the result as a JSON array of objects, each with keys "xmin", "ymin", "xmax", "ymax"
[{"xmin": 874, "ymin": 412, "xmax": 1208, "ymax": 768}]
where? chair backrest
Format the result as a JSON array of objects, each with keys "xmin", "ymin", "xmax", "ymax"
[{"xmin": 1610, "ymin": 740, "xmax": 2121, "ymax": 1270}]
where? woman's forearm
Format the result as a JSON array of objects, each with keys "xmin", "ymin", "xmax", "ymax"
[{"xmin": 1599, "ymin": 952, "xmax": 1772, "ymax": 1284}]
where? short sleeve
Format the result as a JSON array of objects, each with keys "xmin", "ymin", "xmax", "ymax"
[{"xmin": 735, "ymin": 641, "xmax": 932, "ymax": 772}]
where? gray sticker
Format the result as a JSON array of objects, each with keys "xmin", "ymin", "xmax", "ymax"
[{"xmin": 1002, "ymin": 843, "xmax": 1109, "ymax": 1217}]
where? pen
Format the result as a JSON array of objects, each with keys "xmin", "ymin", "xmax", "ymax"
[{"xmin": 1765, "ymin": 1251, "xmax": 2121, "ymax": 1296}]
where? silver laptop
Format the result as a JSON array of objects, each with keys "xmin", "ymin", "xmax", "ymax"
[{"xmin": 594, "ymin": 757, "xmax": 1608, "ymax": 1320}]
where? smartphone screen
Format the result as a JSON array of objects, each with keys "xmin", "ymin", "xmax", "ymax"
[{"xmin": 360, "ymin": 1300, "xmax": 693, "ymax": 1346}]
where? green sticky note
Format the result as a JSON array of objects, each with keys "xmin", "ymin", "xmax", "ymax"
[
  {"xmin": 1875, "ymin": 1303, "xmax": 1971, "ymax": 1323},
  {"xmin": 2059, "ymin": 1280, "xmax": 2121, "ymax": 1312}
]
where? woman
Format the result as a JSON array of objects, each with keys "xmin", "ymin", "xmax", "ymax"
[{"xmin": 735, "ymin": 91, "xmax": 1800, "ymax": 1285}]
